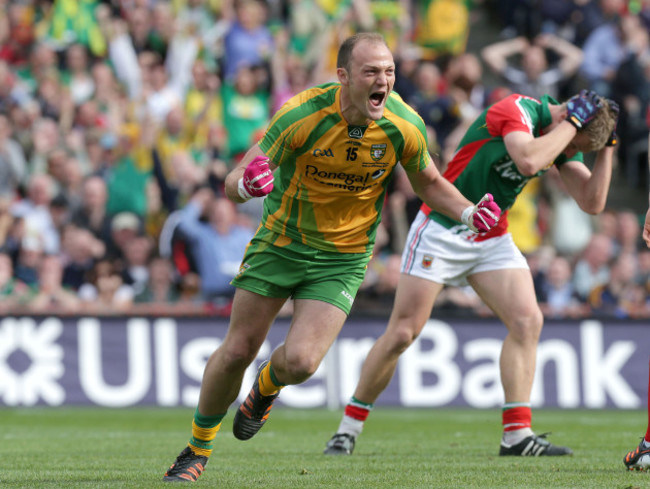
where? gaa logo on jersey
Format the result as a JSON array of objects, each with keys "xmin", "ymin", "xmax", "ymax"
[
  {"xmin": 421, "ymin": 255, "xmax": 433, "ymax": 269},
  {"xmin": 370, "ymin": 144, "xmax": 386, "ymax": 161}
]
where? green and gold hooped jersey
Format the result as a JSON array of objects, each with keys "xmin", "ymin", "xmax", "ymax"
[{"xmin": 258, "ymin": 83, "xmax": 431, "ymax": 253}]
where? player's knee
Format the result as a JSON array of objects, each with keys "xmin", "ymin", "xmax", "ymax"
[
  {"xmin": 282, "ymin": 353, "xmax": 320, "ymax": 383},
  {"xmin": 509, "ymin": 309, "xmax": 543, "ymax": 343},
  {"xmin": 220, "ymin": 341, "xmax": 259, "ymax": 369},
  {"xmin": 386, "ymin": 321, "xmax": 420, "ymax": 353}
]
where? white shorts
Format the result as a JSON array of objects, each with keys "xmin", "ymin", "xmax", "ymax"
[{"xmin": 400, "ymin": 210, "xmax": 529, "ymax": 287}]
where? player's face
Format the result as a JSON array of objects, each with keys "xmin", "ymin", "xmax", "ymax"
[
  {"xmin": 562, "ymin": 132, "xmax": 592, "ymax": 158},
  {"xmin": 343, "ymin": 41, "xmax": 395, "ymax": 123}
]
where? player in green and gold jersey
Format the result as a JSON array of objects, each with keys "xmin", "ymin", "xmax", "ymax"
[{"xmin": 162, "ymin": 32, "xmax": 501, "ymax": 482}]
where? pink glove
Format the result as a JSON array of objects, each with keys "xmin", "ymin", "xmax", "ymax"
[
  {"xmin": 237, "ymin": 155, "xmax": 274, "ymax": 200},
  {"xmin": 460, "ymin": 193, "xmax": 501, "ymax": 233}
]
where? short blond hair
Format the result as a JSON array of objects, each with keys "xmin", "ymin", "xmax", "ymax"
[{"xmin": 564, "ymin": 97, "xmax": 617, "ymax": 151}]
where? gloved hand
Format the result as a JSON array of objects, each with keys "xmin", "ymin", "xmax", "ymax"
[
  {"xmin": 605, "ymin": 98, "xmax": 619, "ymax": 147},
  {"xmin": 461, "ymin": 193, "xmax": 501, "ymax": 233},
  {"xmin": 565, "ymin": 89, "xmax": 603, "ymax": 130},
  {"xmin": 237, "ymin": 155, "xmax": 274, "ymax": 200}
]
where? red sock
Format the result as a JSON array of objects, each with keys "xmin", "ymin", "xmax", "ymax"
[
  {"xmin": 344, "ymin": 403, "xmax": 371, "ymax": 422},
  {"xmin": 502, "ymin": 406, "xmax": 532, "ymax": 432}
]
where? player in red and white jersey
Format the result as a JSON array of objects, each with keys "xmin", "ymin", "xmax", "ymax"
[{"xmin": 325, "ymin": 90, "xmax": 619, "ymax": 457}]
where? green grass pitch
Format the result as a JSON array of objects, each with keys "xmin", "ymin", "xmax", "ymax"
[{"xmin": 1, "ymin": 407, "xmax": 649, "ymax": 488}]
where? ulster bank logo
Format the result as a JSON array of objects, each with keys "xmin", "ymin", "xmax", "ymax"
[{"xmin": 370, "ymin": 144, "xmax": 387, "ymax": 161}]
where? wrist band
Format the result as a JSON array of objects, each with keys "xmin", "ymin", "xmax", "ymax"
[
  {"xmin": 237, "ymin": 178, "xmax": 252, "ymax": 201},
  {"xmin": 460, "ymin": 205, "xmax": 474, "ymax": 228},
  {"xmin": 566, "ymin": 116, "xmax": 582, "ymax": 130}
]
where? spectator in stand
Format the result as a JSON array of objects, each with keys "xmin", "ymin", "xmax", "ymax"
[
  {"xmin": 616, "ymin": 209, "xmax": 643, "ymax": 255},
  {"xmin": 573, "ymin": 233, "xmax": 614, "ymax": 301},
  {"xmin": 125, "ymin": 6, "xmax": 164, "ymax": 58},
  {"xmin": 61, "ymin": 43, "xmax": 95, "ymax": 107},
  {"xmin": 0, "ymin": 197, "xmax": 12, "ymax": 249},
  {"xmin": 177, "ymin": 187, "xmax": 254, "ymax": 305},
  {"xmin": 222, "ymin": 0, "xmax": 274, "ymax": 81},
  {"xmin": 89, "ymin": 62, "xmax": 125, "ymax": 129},
  {"xmin": 11, "ymin": 173, "xmax": 60, "ymax": 254},
  {"xmin": 391, "ymin": 44, "xmax": 420, "ymax": 103},
  {"xmin": 103, "ymin": 124, "xmax": 155, "ymax": 220},
  {"xmin": 588, "ymin": 252, "xmax": 644, "ymax": 317},
  {"xmin": 221, "ymin": 64, "xmax": 270, "ymax": 162},
  {"xmin": 7, "ymin": 95, "xmax": 41, "ymax": 161},
  {"xmin": 71, "ymin": 175, "xmax": 112, "ymax": 244},
  {"xmin": 78, "ymin": 258, "xmax": 135, "ymax": 314},
  {"xmin": 579, "ymin": 9, "xmax": 630, "ymax": 98},
  {"xmin": 133, "ymin": 254, "xmax": 180, "ymax": 306},
  {"xmin": 406, "ymin": 61, "xmax": 462, "ymax": 149},
  {"xmin": 537, "ymin": 255, "xmax": 587, "ymax": 318},
  {"xmin": 28, "ymin": 117, "xmax": 63, "ymax": 177},
  {"xmin": 121, "ymin": 234, "xmax": 154, "ymax": 296},
  {"xmin": 60, "ymin": 224, "xmax": 105, "ymax": 290},
  {"xmin": 13, "ymin": 234, "xmax": 45, "ymax": 287},
  {"xmin": 481, "ymin": 33, "xmax": 583, "ymax": 100},
  {"xmin": 104, "ymin": 16, "xmax": 198, "ymax": 123},
  {"xmin": 0, "ymin": 251, "xmax": 29, "ymax": 313},
  {"xmin": 27, "ymin": 254, "xmax": 81, "ymax": 314},
  {"xmin": 270, "ymin": 27, "xmax": 325, "ymax": 114},
  {"xmin": 183, "ymin": 59, "xmax": 225, "ymax": 163},
  {"xmin": 0, "ymin": 113, "xmax": 27, "ymax": 199},
  {"xmin": 0, "ymin": 60, "xmax": 26, "ymax": 115},
  {"xmin": 445, "ymin": 52, "xmax": 488, "ymax": 121},
  {"xmin": 154, "ymin": 104, "xmax": 192, "ymax": 167},
  {"xmin": 543, "ymin": 166, "xmax": 594, "ymax": 257},
  {"xmin": 610, "ymin": 17, "xmax": 650, "ymax": 188},
  {"xmin": 106, "ymin": 211, "xmax": 142, "ymax": 266},
  {"xmin": 35, "ymin": 71, "xmax": 75, "ymax": 129},
  {"xmin": 0, "ymin": 2, "xmax": 36, "ymax": 67}
]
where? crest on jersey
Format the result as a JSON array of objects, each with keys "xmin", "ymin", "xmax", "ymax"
[
  {"xmin": 421, "ymin": 255, "xmax": 433, "ymax": 269},
  {"xmin": 370, "ymin": 144, "xmax": 387, "ymax": 161},
  {"xmin": 348, "ymin": 126, "xmax": 367, "ymax": 139}
]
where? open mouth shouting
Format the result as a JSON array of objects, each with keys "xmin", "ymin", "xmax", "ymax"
[{"xmin": 369, "ymin": 91, "xmax": 387, "ymax": 109}]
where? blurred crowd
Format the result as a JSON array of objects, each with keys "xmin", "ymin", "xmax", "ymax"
[{"xmin": 0, "ymin": 0, "xmax": 648, "ymax": 318}]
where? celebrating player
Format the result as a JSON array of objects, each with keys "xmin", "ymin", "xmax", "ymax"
[
  {"xmin": 162, "ymin": 32, "xmax": 501, "ymax": 482},
  {"xmin": 623, "ymin": 133, "xmax": 650, "ymax": 471},
  {"xmin": 324, "ymin": 89, "xmax": 618, "ymax": 457}
]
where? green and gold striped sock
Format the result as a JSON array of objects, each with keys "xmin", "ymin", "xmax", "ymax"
[{"xmin": 188, "ymin": 408, "xmax": 226, "ymax": 457}]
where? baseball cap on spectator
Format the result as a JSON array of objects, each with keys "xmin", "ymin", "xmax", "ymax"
[{"xmin": 111, "ymin": 212, "xmax": 140, "ymax": 233}]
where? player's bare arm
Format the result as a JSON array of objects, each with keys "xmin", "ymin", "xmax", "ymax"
[
  {"xmin": 408, "ymin": 164, "xmax": 474, "ymax": 220},
  {"xmin": 407, "ymin": 163, "xmax": 500, "ymax": 232},
  {"xmin": 555, "ymin": 147, "xmax": 615, "ymax": 215},
  {"xmin": 503, "ymin": 122, "xmax": 577, "ymax": 176}
]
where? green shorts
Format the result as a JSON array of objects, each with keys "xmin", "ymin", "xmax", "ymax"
[{"xmin": 231, "ymin": 227, "xmax": 372, "ymax": 314}]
